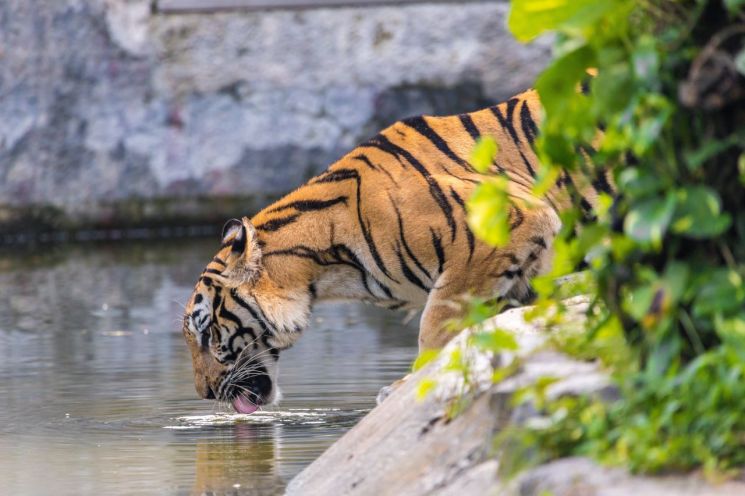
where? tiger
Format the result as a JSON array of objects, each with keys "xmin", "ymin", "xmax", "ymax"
[{"xmin": 181, "ymin": 87, "xmax": 611, "ymax": 414}]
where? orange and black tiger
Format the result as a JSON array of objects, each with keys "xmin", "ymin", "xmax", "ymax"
[{"xmin": 181, "ymin": 88, "xmax": 611, "ymax": 413}]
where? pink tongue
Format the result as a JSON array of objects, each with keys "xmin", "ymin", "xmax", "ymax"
[{"xmin": 232, "ymin": 394, "xmax": 259, "ymax": 414}]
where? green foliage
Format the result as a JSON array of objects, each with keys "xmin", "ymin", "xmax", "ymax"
[
  {"xmin": 467, "ymin": 176, "xmax": 512, "ymax": 247},
  {"xmin": 476, "ymin": 0, "xmax": 745, "ymax": 478},
  {"xmin": 503, "ymin": 344, "xmax": 745, "ymax": 478},
  {"xmin": 469, "ymin": 136, "xmax": 499, "ymax": 173}
]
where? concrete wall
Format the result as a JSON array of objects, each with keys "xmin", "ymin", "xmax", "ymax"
[{"xmin": 0, "ymin": 0, "xmax": 550, "ymax": 238}]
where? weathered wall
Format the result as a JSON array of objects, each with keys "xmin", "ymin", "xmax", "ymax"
[{"xmin": 0, "ymin": 0, "xmax": 550, "ymax": 237}]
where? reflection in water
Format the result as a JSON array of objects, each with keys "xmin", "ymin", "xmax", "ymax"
[
  {"xmin": 0, "ymin": 240, "xmax": 418, "ymax": 496},
  {"xmin": 191, "ymin": 423, "xmax": 282, "ymax": 496}
]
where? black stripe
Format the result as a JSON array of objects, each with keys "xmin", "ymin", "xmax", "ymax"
[
  {"xmin": 497, "ymin": 267, "xmax": 524, "ymax": 279},
  {"xmin": 263, "ymin": 244, "xmax": 394, "ymax": 300},
  {"xmin": 560, "ymin": 172, "xmax": 596, "ymax": 221},
  {"xmin": 212, "ymin": 257, "xmax": 226, "ymax": 266},
  {"xmin": 430, "ymin": 228, "xmax": 445, "ymax": 276},
  {"xmin": 308, "ymin": 166, "xmax": 398, "ymax": 282},
  {"xmin": 519, "ymin": 100, "xmax": 538, "ymax": 145},
  {"xmin": 394, "ymin": 241, "xmax": 428, "ymax": 292},
  {"xmin": 366, "ymin": 134, "xmax": 457, "ymax": 243},
  {"xmin": 255, "ymin": 214, "xmax": 299, "ymax": 232},
  {"xmin": 205, "ymin": 268, "xmax": 222, "ymax": 275},
  {"xmin": 353, "ymin": 153, "xmax": 398, "ymax": 183},
  {"xmin": 530, "ymin": 236, "xmax": 547, "ymax": 249},
  {"xmin": 218, "ymin": 306, "xmax": 243, "ymax": 326},
  {"xmin": 269, "ymin": 196, "xmax": 348, "ymax": 214},
  {"xmin": 489, "ymin": 104, "xmax": 536, "ymax": 178},
  {"xmin": 401, "ymin": 116, "xmax": 471, "ymax": 171},
  {"xmin": 353, "ymin": 153, "xmax": 377, "ymax": 170},
  {"xmin": 225, "ymin": 327, "xmax": 258, "ymax": 361},
  {"xmin": 230, "ymin": 289, "xmax": 273, "ymax": 335},
  {"xmin": 510, "ymin": 206, "xmax": 525, "ymax": 230},
  {"xmin": 252, "ymin": 299, "xmax": 277, "ymax": 334},
  {"xmin": 199, "ymin": 328, "xmax": 210, "ymax": 349},
  {"xmin": 390, "ymin": 198, "xmax": 431, "ymax": 282},
  {"xmin": 592, "ymin": 168, "xmax": 613, "ymax": 195},
  {"xmin": 312, "ymin": 168, "xmax": 360, "ymax": 184},
  {"xmin": 449, "ymin": 187, "xmax": 475, "ymax": 262},
  {"xmin": 231, "ymin": 226, "xmax": 247, "ymax": 252},
  {"xmin": 329, "ymin": 243, "xmax": 377, "ymax": 296},
  {"xmin": 459, "ymin": 114, "xmax": 481, "ymax": 141}
]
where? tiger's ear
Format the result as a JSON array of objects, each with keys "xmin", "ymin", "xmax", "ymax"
[{"xmin": 220, "ymin": 217, "xmax": 262, "ymax": 286}]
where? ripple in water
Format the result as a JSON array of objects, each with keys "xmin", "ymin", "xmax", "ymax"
[
  {"xmin": 167, "ymin": 408, "xmax": 370, "ymax": 429},
  {"xmin": 0, "ymin": 240, "xmax": 418, "ymax": 496}
]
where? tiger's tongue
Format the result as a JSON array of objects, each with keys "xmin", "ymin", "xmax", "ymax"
[{"xmin": 233, "ymin": 394, "xmax": 259, "ymax": 414}]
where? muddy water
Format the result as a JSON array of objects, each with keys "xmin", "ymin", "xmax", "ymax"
[{"xmin": 0, "ymin": 239, "xmax": 418, "ymax": 496}]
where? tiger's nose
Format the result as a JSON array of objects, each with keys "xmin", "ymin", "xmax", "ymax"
[
  {"xmin": 204, "ymin": 382, "xmax": 216, "ymax": 400},
  {"xmin": 197, "ymin": 375, "xmax": 216, "ymax": 400}
]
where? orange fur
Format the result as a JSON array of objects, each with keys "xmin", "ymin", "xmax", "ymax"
[{"xmin": 181, "ymin": 89, "xmax": 610, "ymax": 406}]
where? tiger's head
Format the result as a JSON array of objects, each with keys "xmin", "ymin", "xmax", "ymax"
[{"xmin": 182, "ymin": 217, "xmax": 312, "ymax": 413}]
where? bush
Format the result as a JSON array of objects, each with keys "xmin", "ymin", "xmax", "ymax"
[{"xmin": 469, "ymin": 0, "xmax": 745, "ymax": 478}]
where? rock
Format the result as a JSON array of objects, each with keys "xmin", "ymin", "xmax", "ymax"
[
  {"xmin": 511, "ymin": 457, "xmax": 745, "ymax": 496},
  {"xmin": 287, "ymin": 297, "xmax": 745, "ymax": 495},
  {"xmin": 285, "ymin": 298, "xmax": 590, "ymax": 495}
]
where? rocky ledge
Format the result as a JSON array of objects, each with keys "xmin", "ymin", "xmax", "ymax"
[{"xmin": 286, "ymin": 297, "xmax": 745, "ymax": 496}]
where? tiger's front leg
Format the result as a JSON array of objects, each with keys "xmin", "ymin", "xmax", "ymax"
[{"xmin": 374, "ymin": 286, "xmax": 462, "ymax": 405}]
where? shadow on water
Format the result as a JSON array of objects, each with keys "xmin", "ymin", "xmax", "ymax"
[{"xmin": 0, "ymin": 239, "xmax": 418, "ymax": 495}]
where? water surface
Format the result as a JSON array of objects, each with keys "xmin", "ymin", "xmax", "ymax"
[{"xmin": 0, "ymin": 239, "xmax": 418, "ymax": 495}]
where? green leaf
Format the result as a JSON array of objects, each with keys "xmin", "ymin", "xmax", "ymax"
[
  {"xmin": 625, "ymin": 284, "xmax": 656, "ymax": 322},
  {"xmin": 416, "ymin": 378, "xmax": 437, "ymax": 401},
  {"xmin": 508, "ymin": 0, "xmax": 622, "ymax": 42},
  {"xmin": 630, "ymin": 94, "xmax": 673, "ymax": 156},
  {"xmin": 631, "ymin": 36, "xmax": 660, "ymax": 83},
  {"xmin": 536, "ymin": 45, "xmax": 596, "ymax": 119},
  {"xmin": 694, "ymin": 270, "xmax": 745, "ymax": 317},
  {"xmin": 469, "ymin": 137, "xmax": 499, "ymax": 173},
  {"xmin": 725, "ymin": 0, "xmax": 745, "ymax": 13},
  {"xmin": 412, "ymin": 349, "xmax": 440, "ymax": 372},
  {"xmin": 684, "ymin": 131, "xmax": 745, "ymax": 170},
  {"xmin": 623, "ymin": 193, "xmax": 676, "ymax": 244},
  {"xmin": 661, "ymin": 262, "xmax": 689, "ymax": 304},
  {"xmin": 671, "ymin": 186, "xmax": 731, "ymax": 239},
  {"xmin": 471, "ymin": 329, "xmax": 518, "ymax": 352},
  {"xmin": 592, "ymin": 60, "xmax": 634, "ymax": 114},
  {"xmin": 532, "ymin": 162, "xmax": 562, "ymax": 197},
  {"xmin": 714, "ymin": 313, "xmax": 745, "ymax": 359},
  {"xmin": 617, "ymin": 167, "xmax": 663, "ymax": 198},
  {"xmin": 466, "ymin": 177, "xmax": 512, "ymax": 247}
]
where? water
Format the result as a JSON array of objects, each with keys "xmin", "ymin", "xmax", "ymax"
[{"xmin": 0, "ymin": 239, "xmax": 419, "ymax": 496}]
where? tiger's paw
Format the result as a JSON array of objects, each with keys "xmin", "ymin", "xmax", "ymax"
[{"xmin": 376, "ymin": 374, "xmax": 410, "ymax": 405}]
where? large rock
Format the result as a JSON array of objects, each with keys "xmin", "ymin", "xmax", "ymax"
[
  {"xmin": 0, "ymin": 0, "xmax": 550, "ymax": 237},
  {"xmin": 287, "ymin": 297, "xmax": 745, "ymax": 495}
]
